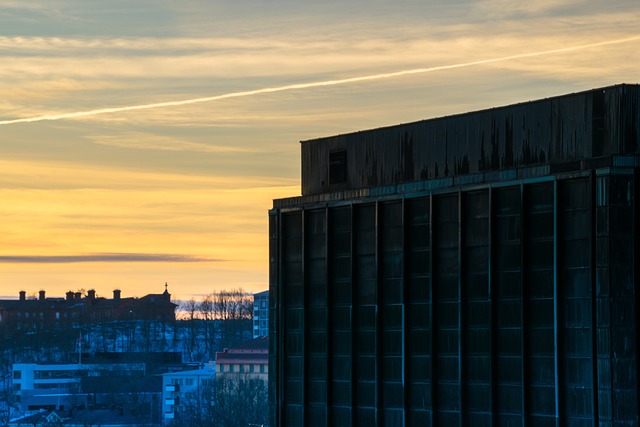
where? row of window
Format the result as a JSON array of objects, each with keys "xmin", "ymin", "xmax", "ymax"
[
  {"xmin": 16, "ymin": 322, "xmax": 45, "ymax": 331},
  {"xmin": 16, "ymin": 321, "xmax": 80, "ymax": 330},
  {"xmin": 16, "ymin": 312, "xmax": 78, "ymax": 320},
  {"xmin": 34, "ymin": 370, "xmax": 79, "ymax": 379},
  {"xmin": 34, "ymin": 382, "xmax": 77, "ymax": 389},
  {"xmin": 218, "ymin": 363, "xmax": 267, "ymax": 374},
  {"xmin": 171, "ymin": 378, "xmax": 196, "ymax": 386}
]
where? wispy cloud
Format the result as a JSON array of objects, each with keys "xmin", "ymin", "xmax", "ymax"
[
  {"xmin": 0, "ymin": 36, "xmax": 306, "ymax": 52},
  {"xmin": 88, "ymin": 133, "xmax": 258, "ymax": 153},
  {"xmin": 0, "ymin": 253, "xmax": 216, "ymax": 263},
  {"xmin": 2, "ymin": 34, "xmax": 638, "ymax": 126}
]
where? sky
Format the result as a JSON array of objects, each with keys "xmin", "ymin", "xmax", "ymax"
[{"xmin": 0, "ymin": 0, "xmax": 639, "ymax": 301}]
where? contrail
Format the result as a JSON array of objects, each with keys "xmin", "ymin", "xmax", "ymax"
[{"xmin": 1, "ymin": 35, "xmax": 638, "ymax": 126}]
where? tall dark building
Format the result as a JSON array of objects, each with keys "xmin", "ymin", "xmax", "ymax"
[{"xmin": 269, "ymin": 84, "xmax": 640, "ymax": 426}]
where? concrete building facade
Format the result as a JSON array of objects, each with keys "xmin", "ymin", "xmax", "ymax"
[{"xmin": 269, "ymin": 84, "xmax": 640, "ymax": 426}]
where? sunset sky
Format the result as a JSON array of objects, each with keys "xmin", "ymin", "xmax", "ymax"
[{"xmin": 1, "ymin": 1, "xmax": 639, "ymax": 301}]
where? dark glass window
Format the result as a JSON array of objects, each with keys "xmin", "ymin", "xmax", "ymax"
[{"xmin": 329, "ymin": 150, "xmax": 347, "ymax": 184}]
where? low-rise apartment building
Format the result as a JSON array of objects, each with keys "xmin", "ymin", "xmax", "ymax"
[
  {"xmin": 12, "ymin": 362, "xmax": 146, "ymax": 412},
  {"xmin": 215, "ymin": 336, "xmax": 268, "ymax": 382},
  {"xmin": 160, "ymin": 364, "xmax": 216, "ymax": 424}
]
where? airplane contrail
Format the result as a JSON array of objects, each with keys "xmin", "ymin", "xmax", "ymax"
[{"xmin": 1, "ymin": 35, "xmax": 639, "ymax": 126}]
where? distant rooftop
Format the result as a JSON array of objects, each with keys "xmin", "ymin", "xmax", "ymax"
[{"xmin": 215, "ymin": 336, "xmax": 269, "ymax": 364}]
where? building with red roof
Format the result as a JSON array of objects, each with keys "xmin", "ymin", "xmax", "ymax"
[{"xmin": 215, "ymin": 336, "xmax": 268, "ymax": 381}]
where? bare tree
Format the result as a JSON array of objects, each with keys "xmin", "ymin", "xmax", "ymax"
[
  {"xmin": 169, "ymin": 373, "xmax": 268, "ymax": 427},
  {"xmin": 198, "ymin": 295, "xmax": 215, "ymax": 359},
  {"xmin": 173, "ymin": 290, "xmax": 254, "ymax": 361},
  {"xmin": 170, "ymin": 381, "xmax": 217, "ymax": 427},
  {"xmin": 181, "ymin": 299, "xmax": 200, "ymax": 360},
  {"xmin": 213, "ymin": 374, "xmax": 268, "ymax": 427},
  {"xmin": 211, "ymin": 289, "xmax": 253, "ymax": 351},
  {"xmin": 0, "ymin": 375, "xmax": 18, "ymax": 427}
]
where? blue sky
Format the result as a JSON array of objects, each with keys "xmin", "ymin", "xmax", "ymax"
[{"xmin": 0, "ymin": 0, "xmax": 638, "ymax": 300}]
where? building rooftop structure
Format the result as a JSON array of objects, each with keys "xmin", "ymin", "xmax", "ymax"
[
  {"xmin": 270, "ymin": 84, "xmax": 640, "ymax": 426},
  {"xmin": 216, "ymin": 336, "xmax": 269, "ymax": 365},
  {"xmin": 275, "ymin": 83, "xmax": 640, "ymax": 206}
]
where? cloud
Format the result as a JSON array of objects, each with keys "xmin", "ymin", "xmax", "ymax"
[
  {"xmin": 0, "ymin": 36, "xmax": 304, "ymax": 52},
  {"xmin": 2, "ymin": 34, "xmax": 639, "ymax": 126},
  {"xmin": 0, "ymin": 158, "xmax": 296, "ymax": 190},
  {"xmin": 0, "ymin": 253, "xmax": 216, "ymax": 263},
  {"xmin": 87, "ymin": 133, "xmax": 258, "ymax": 153}
]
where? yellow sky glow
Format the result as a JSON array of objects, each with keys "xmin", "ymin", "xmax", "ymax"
[{"xmin": 0, "ymin": 1, "xmax": 639, "ymax": 300}]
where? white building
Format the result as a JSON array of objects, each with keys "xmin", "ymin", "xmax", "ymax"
[
  {"xmin": 160, "ymin": 363, "xmax": 215, "ymax": 424},
  {"xmin": 252, "ymin": 290, "xmax": 269, "ymax": 339},
  {"xmin": 12, "ymin": 362, "xmax": 145, "ymax": 412}
]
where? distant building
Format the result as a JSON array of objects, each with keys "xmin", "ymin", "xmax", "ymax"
[
  {"xmin": 12, "ymin": 354, "xmax": 182, "ymax": 423},
  {"xmin": 12, "ymin": 362, "xmax": 147, "ymax": 412},
  {"xmin": 216, "ymin": 336, "xmax": 268, "ymax": 382},
  {"xmin": 0, "ymin": 285, "xmax": 176, "ymax": 338},
  {"xmin": 270, "ymin": 84, "xmax": 640, "ymax": 425},
  {"xmin": 9, "ymin": 409, "xmax": 156, "ymax": 427},
  {"xmin": 160, "ymin": 363, "xmax": 216, "ymax": 424},
  {"xmin": 253, "ymin": 290, "xmax": 269, "ymax": 339}
]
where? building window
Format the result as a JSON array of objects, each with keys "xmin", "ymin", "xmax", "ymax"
[
  {"xmin": 260, "ymin": 365, "xmax": 265, "ymax": 374},
  {"xmin": 13, "ymin": 371, "xmax": 21, "ymax": 379},
  {"xmin": 230, "ymin": 365, "xmax": 234, "ymax": 373},
  {"xmin": 250, "ymin": 365, "xmax": 255, "ymax": 373},
  {"xmin": 329, "ymin": 150, "xmax": 347, "ymax": 184}
]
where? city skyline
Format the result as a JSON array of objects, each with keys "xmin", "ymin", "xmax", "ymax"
[{"xmin": 1, "ymin": 1, "xmax": 639, "ymax": 300}]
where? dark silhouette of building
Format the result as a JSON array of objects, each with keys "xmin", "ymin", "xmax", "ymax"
[
  {"xmin": 269, "ymin": 84, "xmax": 640, "ymax": 426},
  {"xmin": 0, "ymin": 285, "xmax": 176, "ymax": 338}
]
